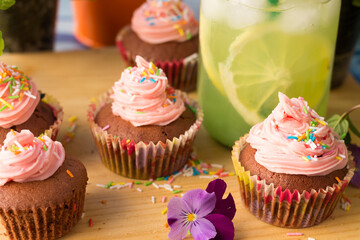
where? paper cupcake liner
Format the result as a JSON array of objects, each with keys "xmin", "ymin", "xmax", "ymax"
[
  {"xmin": 0, "ymin": 187, "xmax": 86, "ymax": 240},
  {"xmin": 232, "ymin": 135, "xmax": 355, "ymax": 228},
  {"xmin": 87, "ymin": 90, "xmax": 203, "ymax": 179},
  {"xmin": 42, "ymin": 93, "xmax": 64, "ymax": 141},
  {"xmin": 116, "ymin": 38, "xmax": 198, "ymax": 92}
]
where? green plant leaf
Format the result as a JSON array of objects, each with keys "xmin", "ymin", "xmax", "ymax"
[
  {"xmin": 347, "ymin": 116, "xmax": 360, "ymax": 138},
  {"xmin": 0, "ymin": 0, "xmax": 15, "ymax": 10},
  {"xmin": 0, "ymin": 31, "xmax": 4, "ymax": 56},
  {"xmin": 344, "ymin": 131, "xmax": 352, "ymax": 146},
  {"xmin": 327, "ymin": 114, "xmax": 349, "ymax": 138}
]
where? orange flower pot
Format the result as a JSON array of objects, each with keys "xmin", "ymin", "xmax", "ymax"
[{"xmin": 72, "ymin": 0, "xmax": 144, "ymax": 48}]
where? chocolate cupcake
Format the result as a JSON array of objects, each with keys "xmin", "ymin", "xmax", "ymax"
[
  {"xmin": 0, "ymin": 62, "xmax": 63, "ymax": 141},
  {"xmin": 232, "ymin": 92, "xmax": 354, "ymax": 228},
  {"xmin": 116, "ymin": 0, "xmax": 199, "ymax": 91},
  {"xmin": 88, "ymin": 56, "xmax": 202, "ymax": 179},
  {"xmin": 0, "ymin": 130, "xmax": 88, "ymax": 240}
]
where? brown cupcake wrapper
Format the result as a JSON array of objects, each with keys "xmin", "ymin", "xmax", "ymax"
[
  {"xmin": 232, "ymin": 135, "xmax": 355, "ymax": 228},
  {"xmin": 41, "ymin": 94, "xmax": 63, "ymax": 141},
  {"xmin": 116, "ymin": 34, "xmax": 198, "ymax": 92},
  {"xmin": 87, "ymin": 90, "xmax": 203, "ymax": 180},
  {"xmin": 0, "ymin": 187, "xmax": 86, "ymax": 240}
]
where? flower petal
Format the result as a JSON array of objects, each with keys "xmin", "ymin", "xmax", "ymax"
[
  {"xmin": 213, "ymin": 193, "xmax": 236, "ymax": 220},
  {"xmin": 167, "ymin": 197, "xmax": 187, "ymax": 223},
  {"xmin": 206, "ymin": 179, "xmax": 226, "ymax": 201},
  {"xmin": 190, "ymin": 217, "xmax": 217, "ymax": 240},
  {"xmin": 205, "ymin": 179, "xmax": 236, "ymax": 220},
  {"xmin": 183, "ymin": 189, "xmax": 216, "ymax": 218},
  {"xmin": 349, "ymin": 144, "xmax": 360, "ymax": 188},
  {"xmin": 205, "ymin": 214, "xmax": 235, "ymax": 240},
  {"xmin": 168, "ymin": 217, "xmax": 191, "ymax": 240}
]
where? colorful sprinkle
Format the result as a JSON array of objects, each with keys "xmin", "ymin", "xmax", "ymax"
[
  {"xmin": 0, "ymin": 105, "xmax": 7, "ymax": 111},
  {"xmin": 102, "ymin": 125, "xmax": 110, "ymax": 131},
  {"xmin": 302, "ymin": 156, "xmax": 309, "ymax": 162},
  {"xmin": 172, "ymin": 189, "xmax": 182, "ymax": 194},
  {"xmin": 287, "ymin": 136, "xmax": 298, "ymax": 140},
  {"xmin": 335, "ymin": 177, "xmax": 341, "ymax": 183},
  {"xmin": 89, "ymin": 218, "xmax": 93, "ymax": 227},
  {"xmin": 144, "ymin": 181, "xmax": 153, "ymax": 186},
  {"xmin": 105, "ymin": 181, "xmax": 113, "ymax": 189},
  {"xmin": 286, "ymin": 232, "xmax": 303, "ymax": 236},
  {"xmin": 66, "ymin": 169, "xmax": 74, "ymax": 178},
  {"xmin": 315, "ymin": 118, "xmax": 327, "ymax": 125},
  {"xmin": 161, "ymin": 207, "xmax": 167, "ymax": 215},
  {"xmin": 188, "ymin": 104, "xmax": 197, "ymax": 114},
  {"xmin": 303, "ymin": 106, "xmax": 308, "ymax": 114},
  {"xmin": 322, "ymin": 143, "xmax": 330, "ymax": 149},
  {"xmin": 0, "ymin": 98, "xmax": 13, "ymax": 109}
]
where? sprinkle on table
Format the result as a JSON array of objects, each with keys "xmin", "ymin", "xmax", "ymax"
[
  {"xmin": 105, "ymin": 181, "xmax": 113, "ymax": 189},
  {"xmin": 152, "ymin": 196, "xmax": 156, "ymax": 204},
  {"xmin": 286, "ymin": 232, "xmax": 303, "ymax": 236},
  {"xmin": 340, "ymin": 194, "xmax": 352, "ymax": 211},
  {"xmin": 89, "ymin": 218, "xmax": 93, "ymax": 227},
  {"xmin": 144, "ymin": 181, "xmax": 153, "ymax": 186},
  {"xmin": 161, "ymin": 207, "xmax": 167, "ymax": 215},
  {"xmin": 101, "ymin": 200, "xmax": 107, "ymax": 205},
  {"xmin": 66, "ymin": 169, "xmax": 74, "ymax": 178},
  {"xmin": 69, "ymin": 116, "xmax": 77, "ymax": 122}
]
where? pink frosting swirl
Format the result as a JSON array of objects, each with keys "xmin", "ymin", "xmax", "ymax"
[
  {"xmin": 111, "ymin": 56, "xmax": 185, "ymax": 126},
  {"xmin": 131, "ymin": 0, "xmax": 198, "ymax": 44},
  {"xmin": 0, "ymin": 62, "xmax": 40, "ymax": 128},
  {"xmin": 246, "ymin": 92, "xmax": 348, "ymax": 176},
  {"xmin": 0, "ymin": 130, "xmax": 65, "ymax": 186}
]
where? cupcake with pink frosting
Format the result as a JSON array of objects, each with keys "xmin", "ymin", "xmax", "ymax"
[
  {"xmin": 0, "ymin": 130, "xmax": 88, "ymax": 240},
  {"xmin": 88, "ymin": 55, "xmax": 202, "ymax": 179},
  {"xmin": 116, "ymin": 0, "xmax": 199, "ymax": 91},
  {"xmin": 0, "ymin": 62, "xmax": 63, "ymax": 141},
  {"xmin": 232, "ymin": 92, "xmax": 354, "ymax": 228}
]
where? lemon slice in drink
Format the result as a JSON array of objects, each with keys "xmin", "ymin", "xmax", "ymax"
[{"xmin": 219, "ymin": 25, "xmax": 332, "ymax": 125}]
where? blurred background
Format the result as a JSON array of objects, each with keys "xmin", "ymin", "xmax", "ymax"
[
  {"xmin": 54, "ymin": 0, "xmax": 360, "ymax": 87},
  {"xmin": 0, "ymin": 0, "xmax": 358, "ymax": 86}
]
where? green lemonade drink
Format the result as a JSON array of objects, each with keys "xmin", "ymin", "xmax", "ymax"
[{"xmin": 198, "ymin": 0, "xmax": 341, "ymax": 147}]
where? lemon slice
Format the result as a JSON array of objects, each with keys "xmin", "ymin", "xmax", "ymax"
[{"xmin": 219, "ymin": 25, "xmax": 332, "ymax": 125}]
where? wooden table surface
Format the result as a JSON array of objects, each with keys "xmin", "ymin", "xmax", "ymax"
[{"xmin": 1, "ymin": 48, "xmax": 360, "ymax": 240}]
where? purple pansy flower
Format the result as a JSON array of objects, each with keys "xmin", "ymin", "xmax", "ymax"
[
  {"xmin": 348, "ymin": 144, "xmax": 360, "ymax": 188},
  {"xmin": 167, "ymin": 179, "xmax": 236, "ymax": 240}
]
